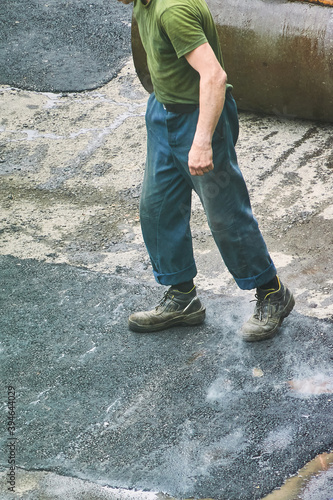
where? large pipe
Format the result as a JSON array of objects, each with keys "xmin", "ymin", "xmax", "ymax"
[{"xmin": 131, "ymin": 0, "xmax": 333, "ymax": 122}]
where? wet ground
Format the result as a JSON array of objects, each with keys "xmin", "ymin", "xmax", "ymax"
[{"xmin": 0, "ymin": 1, "xmax": 333, "ymax": 499}]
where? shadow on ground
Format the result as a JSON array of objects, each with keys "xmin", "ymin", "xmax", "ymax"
[{"xmin": 1, "ymin": 255, "xmax": 332, "ymax": 500}]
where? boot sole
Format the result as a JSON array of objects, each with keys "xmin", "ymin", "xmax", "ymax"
[
  {"xmin": 128, "ymin": 308, "xmax": 206, "ymax": 333},
  {"xmin": 242, "ymin": 293, "xmax": 295, "ymax": 342}
]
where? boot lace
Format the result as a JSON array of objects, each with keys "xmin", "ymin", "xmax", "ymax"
[
  {"xmin": 252, "ymin": 291, "xmax": 269, "ymax": 321},
  {"xmin": 155, "ymin": 289, "xmax": 174, "ymax": 311}
]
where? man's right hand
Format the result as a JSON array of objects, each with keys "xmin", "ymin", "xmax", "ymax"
[{"xmin": 188, "ymin": 140, "xmax": 214, "ymax": 176}]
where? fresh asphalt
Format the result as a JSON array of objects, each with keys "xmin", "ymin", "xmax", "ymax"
[
  {"xmin": 0, "ymin": 1, "xmax": 333, "ymax": 499},
  {"xmin": 1, "ymin": 255, "xmax": 333, "ymax": 499},
  {"xmin": 0, "ymin": 0, "xmax": 132, "ymax": 92}
]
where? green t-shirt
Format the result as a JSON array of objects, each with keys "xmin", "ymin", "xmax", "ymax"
[{"xmin": 133, "ymin": 0, "xmax": 227, "ymax": 105}]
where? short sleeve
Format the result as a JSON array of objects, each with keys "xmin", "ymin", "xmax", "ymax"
[{"xmin": 160, "ymin": 6, "xmax": 208, "ymax": 59}]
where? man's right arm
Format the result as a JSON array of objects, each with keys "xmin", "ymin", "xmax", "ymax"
[{"xmin": 185, "ymin": 42, "xmax": 227, "ymax": 176}]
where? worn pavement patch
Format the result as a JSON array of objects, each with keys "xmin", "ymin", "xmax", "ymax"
[
  {"xmin": 0, "ymin": 0, "xmax": 132, "ymax": 92},
  {"xmin": 0, "ymin": 255, "xmax": 332, "ymax": 499}
]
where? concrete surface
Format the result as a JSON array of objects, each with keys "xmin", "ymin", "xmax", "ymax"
[
  {"xmin": 0, "ymin": 61, "xmax": 333, "ymax": 499},
  {"xmin": 1, "ymin": 62, "xmax": 332, "ymax": 320},
  {"xmin": 0, "ymin": 2, "xmax": 333, "ymax": 499}
]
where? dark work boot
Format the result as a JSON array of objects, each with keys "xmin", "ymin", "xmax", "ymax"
[
  {"xmin": 241, "ymin": 277, "xmax": 295, "ymax": 342},
  {"xmin": 128, "ymin": 286, "xmax": 206, "ymax": 333}
]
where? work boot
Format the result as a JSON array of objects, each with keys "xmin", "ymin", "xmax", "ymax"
[
  {"xmin": 241, "ymin": 277, "xmax": 295, "ymax": 342},
  {"xmin": 128, "ymin": 286, "xmax": 206, "ymax": 333}
]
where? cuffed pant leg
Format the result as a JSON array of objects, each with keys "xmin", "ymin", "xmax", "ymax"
[{"xmin": 140, "ymin": 94, "xmax": 197, "ymax": 285}]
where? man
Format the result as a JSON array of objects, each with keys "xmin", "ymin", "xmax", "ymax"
[{"xmin": 118, "ymin": 0, "xmax": 295, "ymax": 341}]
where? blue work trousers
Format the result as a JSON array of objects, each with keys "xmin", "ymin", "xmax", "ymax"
[{"xmin": 140, "ymin": 92, "xmax": 276, "ymax": 290}]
